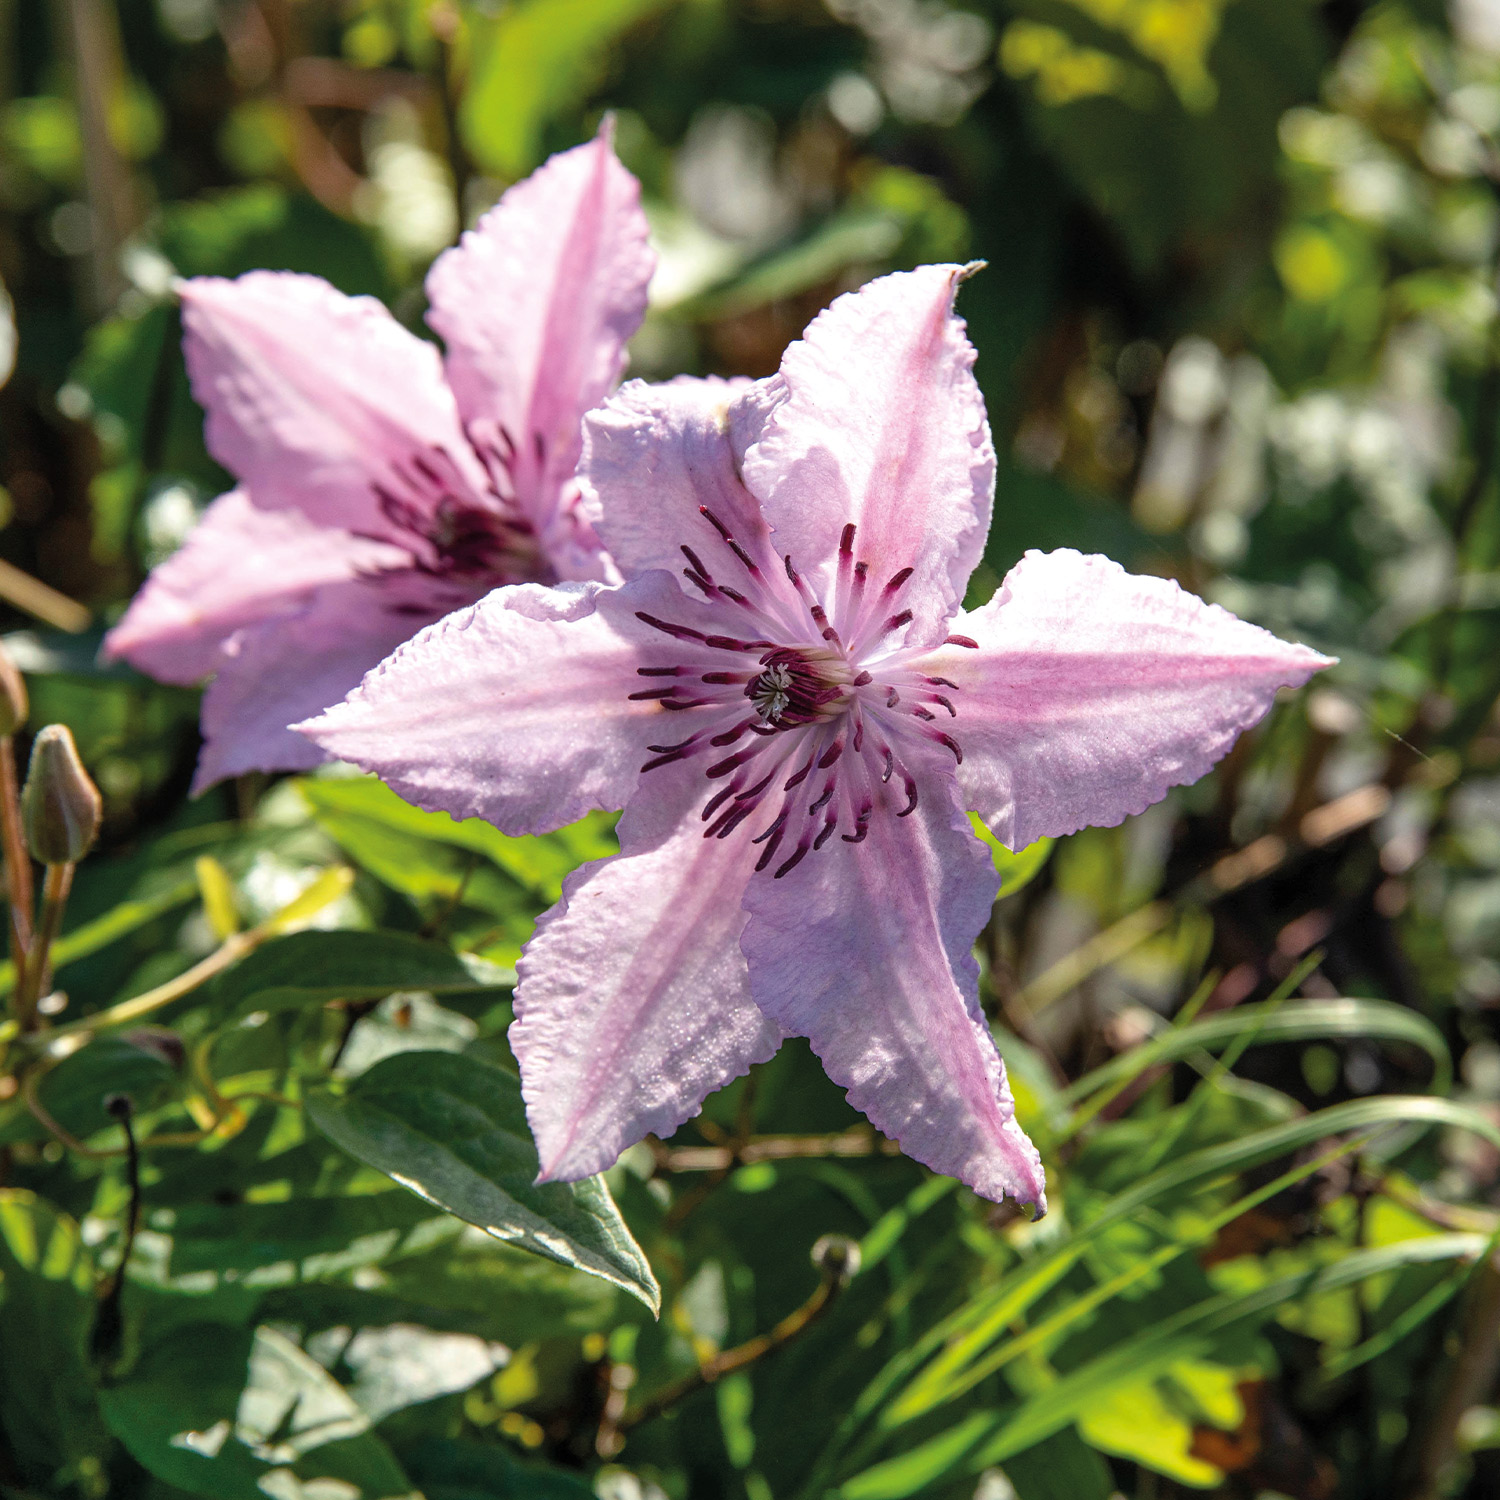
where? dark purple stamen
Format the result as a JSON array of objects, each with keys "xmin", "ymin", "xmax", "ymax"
[{"xmin": 632, "ymin": 509, "xmax": 969, "ymax": 874}]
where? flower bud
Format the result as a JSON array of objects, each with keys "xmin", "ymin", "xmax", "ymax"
[
  {"xmin": 22, "ymin": 725, "xmax": 102, "ymax": 865},
  {"xmin": 0, "ymin": 644, "xmax": 27, "ymax": 737},
  {"xmin": 810, "ymin": 1233, "xmax": 861, "ymax": 1286}
]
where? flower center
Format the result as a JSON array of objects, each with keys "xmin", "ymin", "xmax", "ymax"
[
  {"xmin": 746, "ymin": 648, "xmax": 854, "ymax": 727},
  {"xmin": 367, "ymin": 437, "xmax": 552, "ymax": 586},
  {"xmin": 629, "ymin": 509, "xmax": 975, "ymax": 877},
  {"xmin": 749, "ymin": 664, "xmax": 793, "ymax": 723}
]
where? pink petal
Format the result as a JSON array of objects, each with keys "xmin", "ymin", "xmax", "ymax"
[
  {"xmin": 513, "ymin": 768, "xmax": 783, "ymax": 1182},
  {"xmin": 104, "ymin": 489, "xmax": 408, "ymax": 685},
  {"xmin": 926, "ymin": 549, "xmax": 1336, "ymax": 849},
  {"xmin": 583, "ymin": 375, "xmax": 782, "ymax": 581},
  {"xmin": 740, "ymin": 775, "xmax": 1047, "ymax": 1211},
  {"xmin": 180, "ymin": 272, "xmax": 490, "ymax": 542},
  {"xmin": 192, "ymin": 570, "xmax": 466, "ymax": 793},
  {"xmin": 425, "ymin": 124, "xmax": 653, "ymax": 542},
  {"xmin": 300, "ymin": 570, "xmax": 719, "ymax": 835},
  {"xmin": 740, "ymin": 265, "xmax": 993, "ymax": 645}
]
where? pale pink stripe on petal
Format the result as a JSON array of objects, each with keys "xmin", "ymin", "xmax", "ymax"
[
  {"xmin": 741, "ymin": 264, "xmax": 993, "ymax": 646},
  {"xmin": 180, "ymin": 271, "xmax": 489, "ymax": 542},
  {"xmin": 513, "ymin": 767, "xmax": 783, "ymax": 1182},
  {"xmin": 300, "ymin": 570, "xmax": 719, "ymax": 836},
  {"xmin": 426, "ymin": 123, "xmax": 653, "ymax": 535},
  {"xmin": 103, "ymin": 489, "xmax": 409, "ymax": 686},
  {"xmin": 740, "ymin": 774, "xmax": 1047, "ymax": 1211},
  {"xmin": 584, "ymin": 375, "xmax": 782, "ymax": 582},
  {"xmin": 924, "ymin": 549, "xmax": 1335, "ymax": 850}
]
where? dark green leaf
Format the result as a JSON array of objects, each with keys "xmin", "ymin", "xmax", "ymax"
[
  {"xmin": 305, "ymin": 1050, "xmax": 660, "ymax": 1312},
  {"xmin": 101, "ymin": 1323, "xmax": 414, "ymax": 1499},
  {"xmin": 402, "ymin": 1436, "xmax": 595, "ymax": 1499},
  {"xmin": 0, "ymin": 1034, "xmax": 177, "ymax": 1143},
  {"xmin": 99, "ymin": 1323, "xmax": 269, "ymax": 1500},
  {"xmin": 0, "ymin": 1191, "xmax": 110, "ymax": 1485},
  {"xmin": 160, "ymin": 1191, "xmax": 441, "ymax": 1278},
  {"xmin": 212, "ymin": 930, "xmax": 509, "ymax": 1017}
]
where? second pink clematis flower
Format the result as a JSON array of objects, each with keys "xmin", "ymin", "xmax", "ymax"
[
  {"xmin": 302, "ymin": 264, "xmax": 1333, "ymax": 1212},
  {"xmin": 105, "ymin": 125, "xmax": 654, "ymax": 791}
]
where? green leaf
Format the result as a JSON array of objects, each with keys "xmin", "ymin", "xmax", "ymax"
[
  {"xmin": 980, "ymin": 461, "xmax": 1161, "ymax": 583},
  {"xmin": 101, "ymin": 1323, "xmax": 414, "ymax": 1499},
  {"xmin": 688, "ymin": 206, "xmax": 903, "ymax": 321},
  {"xmin": 462, "ymin": 0, "xmax": 680, "ymax": 177},
  {"xmin": 0, "ymin": 1191, "xmax": 110, "ymax": 1485},
  {"xmin": 305, "ymin": 1050, "xmax": 660, "ymax": 1313},
  {"xmin": 335, "ymin": 992, "xmax": 478, "ymax": 1076},
  {"xmin": 402, "ymin": 1436, "xmax": 596, "ymax": 1498},
  {"xmin": 837, "ymin": 1235, "xmax": 1487, "ymax": 1495},
  {"xmin": 1074, "ymin": 1365, "xmax": 1234, "ymax": 1485},
  {"xmin": 999, "ymin": 1427, "xmax": 1116, "ymax": 1500},
  {"xmin": 817, "ymin": 1094, "xmax": 1500, "ymax": 1491},
  {"xmin": 838, "ymin": 1411, "xmax": 996, "ymax": 1500},
  {"xmin": 972, "ymin": 1235, "xmax": 1487, "ymax": 1468},
  {"xmin": 99, "ymin": 1323, "xmax": 270, "ymax": 1500},
  {"xmin": 156, "ymin": 183, "xmax": 390, "ymax": 290},
  {"xmin": 1058, "ymin": 997, "xmax": 1453, "ymax": 1110},
  {"xmin": 212, "ymin": 930, "xmax": 509, "ymax": 1017},
  {"xmin": 967, "ymin": 818, "xmax": 1054, "ymax": 897},
  {"xmin": 299, "ymin": 776, "xmax": 614, "ymax": 962},
  {"xmin": 300, "ymin": 774, "xmax": 614, "ymax": 904},
  {"xmin": 261, "ymin": 1228, "xmax": 620, "ymax": 1345},
  {"xmin": 160, "ymin": 1191, "xmax": 442, "ymax": 1278},
  {"xmin": 0, "ymin": 1033, "xmax": 178, "ymax": 1143}
]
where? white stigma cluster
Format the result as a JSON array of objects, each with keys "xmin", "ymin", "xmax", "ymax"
[{"xmin": 749, "ymin": 664, "xmax": 794, "ymax": 724}]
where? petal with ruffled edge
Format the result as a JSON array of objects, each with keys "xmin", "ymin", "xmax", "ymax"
[
  {"xmin": 192, "ymin": 570, "xmax": 468, "ymax": 792},
  {"xmin": 922, "ymin": 549, "xmax": 1336, "ymax": 850},
  {"xmin": 740, "ymin": 773, "xmax": 1046, "ymax": 1211},
  {"xmin": 104, "ymin": 489, "xmax": 410, "ymax": 686},
  {"xmin": 740, "ymin": 265, "xmax": 993, "ymax": 645},
  {"xmin": 426, "ymin": 124, "xmax": 653, "ymax": 542},
  {"xmin": 180, "ymin": 272, "xmax": 490, "ymax": 543},
  {"xmin": 513, "ymin": 767, "xmax": 783, "ymax": 1182},
  {"xmin": 583, "ymin": 375, "xmax": 783, "ymax": 581},
  {"xmin": 300, "ymin": 569, "xmax": 726, "ymax": 835}
]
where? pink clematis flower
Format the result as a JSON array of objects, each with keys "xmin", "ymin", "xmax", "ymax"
[
  {"xmin": 104, "ymin": 125, "xmax": 654, "ymax": 791},
  {"xmin": 301, "ymin": 265, "xmax": 1332, "ymax": 1210}
]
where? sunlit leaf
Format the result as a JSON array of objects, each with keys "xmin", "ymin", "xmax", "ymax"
[
  {"xmin": 306, "ymin": 1050, "xmax": 660, "ymax": 1312},
  {"xmin": 212, "ymin": 930, "xmax": 509, "ymax": 1017},
  {"xmin": 462, "ymin": 0, "xmax": 681, "ymax": 177},
  {"xmin": 967, "ymin": 817, "xmax": 1054, "ymax": 897}
]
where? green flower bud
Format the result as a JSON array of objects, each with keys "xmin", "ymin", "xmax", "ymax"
[
  {"xmin": 0, "ymin": 643, "xmax": 27, "ymax": 737},
  {"xmin": 22, "ymin": 725, "xmax": 102, "ymax": 865}
]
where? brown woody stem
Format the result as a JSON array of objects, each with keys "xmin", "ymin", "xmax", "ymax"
[
  {"xmin": 0, "ymin": 737, "xmax": 32, "ymax": 1008},
  {"xmin": 16, "ymin": 862, "xmax": 74, "ymax": 1032},
  {"xmin": 613, "ymin": 1253, "xmax": 850, "ymax": 1440}
]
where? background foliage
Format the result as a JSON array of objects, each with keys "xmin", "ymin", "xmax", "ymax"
[{"xmin": 7, "ymin": 0, "xmax": 1500, "ymax": 1495}]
